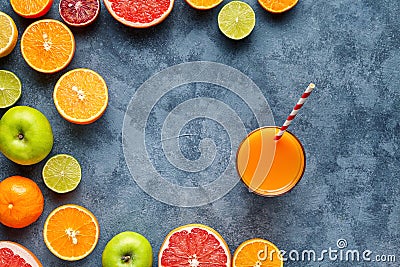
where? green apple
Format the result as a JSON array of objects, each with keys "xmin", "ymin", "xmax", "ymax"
[
  {"xmin": 0, "ymin": 106, "xmax": 53, "ymax": 165},
  {"xmin": 102, "ymin": 231, "xmax": 153, "ymax": 267}
]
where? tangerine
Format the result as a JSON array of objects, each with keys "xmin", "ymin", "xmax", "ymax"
[
  {"xmin": 0, "ymin": 11, "xmax": 18, "ymax": 58},
  {"xmin": 0, "ymin": 176, "xmax": 44, "ymax": 228},
  {"xmin": 185, "ymin": 0, "xmax": 223, "ymax": 10},
  {"xmin": 59, "ymin": 0, "xmax": 101, "ymax": 27},
  {"xmin": 53, "ymin": 68, "xmax": 108, "ymax": 124}
]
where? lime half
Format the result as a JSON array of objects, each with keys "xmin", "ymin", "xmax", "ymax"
[
  {"xmin": 218, "ymin": 1, "xmax": 256, "ymax": 40},
  {"xmin": 0, "ymin": 70, "xmax": 21, "ymax": 108},
  {"xmin": 43, "ymin": 154, "xmax": 82, "ymax": 193}
]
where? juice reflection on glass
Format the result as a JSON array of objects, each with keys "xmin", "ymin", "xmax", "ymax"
[{"xmin": 236, "ymin": 126, "xmax": 305, "ymax": 196}]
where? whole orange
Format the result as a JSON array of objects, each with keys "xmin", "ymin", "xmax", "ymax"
[{"xmin": 0, "ymin": 176, "xmax": 44, "ymax": 228}]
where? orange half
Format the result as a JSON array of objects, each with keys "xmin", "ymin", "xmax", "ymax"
[
  {"xmin": 258, "ymin": 0, "xmax": 298, "ymax": 13},
  {"xmin": 185, "ymin": 0, "xmax": 223, "ymax": 10},
  {"xmin": 11, "ymin": 0, "xmax": 54, "ymax": 18},
  {"xmin": 0, "ymin": 241, "xmax": 43, "ymax": 267},
  {"xmin": 43, "ymin": 204, "xmax": 100, "ymax": 261},
  {"xmin": 21, "ymin": 19, "xmax": 75, "ymax": 73},
  {"xmin": 0, "ymin": 12, "xmax": 18, "ymax": 58},
  {"xmin": 233, "ymin": 238, "xmax": 283, "ymax": 267},
  {"xmin": 54, "ymin": 68, "xmax": 108, "ymax": 124}
]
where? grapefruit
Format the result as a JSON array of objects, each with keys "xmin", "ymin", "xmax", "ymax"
[
  {"xmin": 103, "ymin": 0, "xmax": 174, "ymax": 28},
  {"xmin": 59, "ymin": 0, "xmax": 101, "ymax": 27},
  {"xmin": 159, "ymin": 224, "xmax": 231, "ymax": 266},
  {"xmin": 43, "ymin": 204, "xmax": 100, "ymax": 261},
  {"xmin": 233, "ymin": 238, "xmax": 283, "ymax": 267},
  {"xmin": 0, "ymin": 241, "xmax": 42, "ymax": 267},
  {"xmin": 185, "ymin": 0, "xmax": 223, "ymax": 10}
]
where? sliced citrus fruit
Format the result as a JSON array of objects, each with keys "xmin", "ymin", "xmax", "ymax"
[
  {"xmin": 0, "ymin": 12, "xmax": 18, "ymax": 58},
  {"xmin": 42, "ymin": 154, "xmax": 82, "ymax": 193},
  {"xmin": 21, "ymin": 19, "xmax": 75, "ymax": 74},
  {"xmin": 10, "ymin": 0, "xmax": 54, "ymax": 18},
  {"xmin": 233, "ymin": 238, "xmax": 283, "ymax": 267},
  {"xmin": 0, "ymin": 241, "xmax": 43, "ymax": 267},
  {"xmin": 218, "ymin": 1, "xmax": 256, "ymax": 40},
  {"xmin": 43, "ymin": 204, "xmax": 100, "ymax": 261},
  {"xmin": 185, "ymin": 0, "xmax": 223, "ymax": 10},
  {"xmin": 0, "ymin": 176, "xmax": 44, "ymax": 229},
  {"xmin": 53, "ymin": 68, "xmax": 108, "ymax": 124},
  {"xmin": 103, "ymin": 0, "xmax": 174, "ymax": 28},
  {"xmin": 159, "ymin": 223, "xmax": 231, "ymax": 266},
  {"xmin": 0, "ymin": 70, "xmax": 22, "ymax": 108},
  {"xmin": 258, "ymin": 0, "xmax": 298, "ymax": 13},
  {"xmin": 59, "ymin": 0, "xmax": 101, "ymax": 27}
]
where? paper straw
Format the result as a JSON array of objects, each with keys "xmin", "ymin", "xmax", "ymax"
[{"xmin": 274, "ymin": 83, "xmax": 316, "ymax": 141}]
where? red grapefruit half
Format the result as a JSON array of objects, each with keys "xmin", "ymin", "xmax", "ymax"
[
  {"xmin": 159, "ymin": 224, "xmax": 231, "ymax": 267},
  {"xmin": 103, "ymin": 0, "xmax": 174, "ymax": 28},
  {"xmin": 0, "ymin": 241, "xmax": 42, "ymax": 267},
  {"xmin": 59, "ymin": 0, "xmax": 101, "ymax": 27}
]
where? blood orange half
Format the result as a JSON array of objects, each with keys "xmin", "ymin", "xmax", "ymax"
[
  {"xmin": 59, "ymin": 0, "xmax": 100, "ymax": 27},
  {"xmin": 0, "ymin": 241, "xmax": 43, "ymax": 267},
  {"xmin": 103, "ymin": 0, "xmax": 174, "ymax": 28},
  {"xmin": 159, "ymin": 224, "xmax": 231, "ymax": 267}
]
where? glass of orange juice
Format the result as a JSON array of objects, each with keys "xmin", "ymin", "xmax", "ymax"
[
  {"xmin": 236, "ymin": 126, "xmax": 305, "ymax": 196},
  {"xmin": 237, "ymin": 83, "xmax": 315, "ymax": 196}
]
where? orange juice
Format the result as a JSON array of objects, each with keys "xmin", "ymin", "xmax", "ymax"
[{"xmin": 236, "ymin": 126, "xmax": 305, "ymax": 196}]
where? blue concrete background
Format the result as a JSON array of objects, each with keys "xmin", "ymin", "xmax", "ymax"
[{"xmin": 0, "ymin": 0, "xmax": 399, "ymax": 266}]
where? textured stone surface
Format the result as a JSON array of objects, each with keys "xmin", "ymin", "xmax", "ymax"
[{"xmin": 0, "ymin": 0, "xmax": 399, "ymax": 266}]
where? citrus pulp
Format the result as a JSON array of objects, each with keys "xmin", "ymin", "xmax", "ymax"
[
  {"xmin": 59, "ymin": 0, "xmax": 101, "ymax": 26},
  {"xmin": 0, "ymin": 241, "xmax": 43, "ymax": 267},
  {"xmin": 159, "ymin": 223, "xmax": 231, "ymax": 266},
  {"xmin": 0, "ymin": 70, "xmax": 22, "ymax": 108},
  {"xmin": 103, "ymin": 0, "xmax": 174, "ymax": 28},
  {"xmin": 43, "ymin": 204, "xmax": 100, "ymax": 261},
  {"xmin": 218, "ymin": 1, "xmax": 256, "ymax": 40},
  {"xmin": 42, "ymin": 154, "xmax": 82, "ymax": 193},
  {"xmin": 185, "ymin": 0, "xmax": 223, "ymax": 10},
  {"xmin": 258, "ymin": 0, "xmax": 298, "ymax": 13},
  {"xmin": 0, "ymin": 12, "xmax": 18, "ymax": 58}
]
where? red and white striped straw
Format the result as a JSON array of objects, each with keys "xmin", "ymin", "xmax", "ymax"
[{"xmin": 274, "ymin": 83, "xmax": 316, "ymax": 141}]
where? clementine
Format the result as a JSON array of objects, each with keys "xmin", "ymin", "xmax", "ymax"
[{"xmin": 0, "ymin": 176, "xmax": 44, "ymax": 228}]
